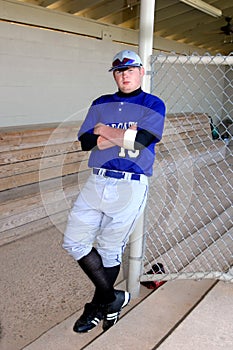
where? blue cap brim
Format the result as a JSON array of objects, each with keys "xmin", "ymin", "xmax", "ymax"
[{"xmin": 109, "ymin": 63, "xmax": 142, "ymax": 72}]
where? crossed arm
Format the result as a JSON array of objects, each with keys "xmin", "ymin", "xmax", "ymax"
[
  {"xmin": 79, "ymin": 124, "xmax": 157, "ymax": 151},
  {"xmin": 94, "ymin": 123, "xmax": 137, "ymax": 150}
]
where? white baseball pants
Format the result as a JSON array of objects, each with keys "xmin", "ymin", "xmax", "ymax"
[{"xmin": 63, "ymin": 173, "xmax": 148, "ymax": 267}]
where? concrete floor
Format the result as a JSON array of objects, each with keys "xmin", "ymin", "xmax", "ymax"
[
  {"xmin": 82, "ymin": 280, "xmax": 233, "ymax": 350},
  {"xmin": 0, "ymin": 224, "xmax": 130, "ymax": 350},
  {"xmin": 155, "ymin": 281, "xmax": 233, "ymax": 350},
  {"xmin": 16, "ymin": 279, "xmax": 233, "ymax": 350},
  {"xmin": 0, "ymin": 226, "xmax": 94, "ymax": 350}
]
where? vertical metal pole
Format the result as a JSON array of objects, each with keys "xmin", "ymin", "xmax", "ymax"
[
  {"xmin": 139, "ymin": 0, "xmax": 155, "ymax": 93},
  {"xmin": 127, "ymin": 0, "xmax": 155, "ymax": 298}
]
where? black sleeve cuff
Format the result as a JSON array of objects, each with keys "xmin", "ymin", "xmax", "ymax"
[
  {"xmin": 134, "ymin": 129, "xmax": 158, "ymax": 150},
  {"xmin": 79, "ymin": 132, "xmax": 99, "ymax": 151}
]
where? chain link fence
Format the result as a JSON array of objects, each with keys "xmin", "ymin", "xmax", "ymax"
[{"xmin": 140, "ymin": 52, "xmax": 233, "ymax": 285}]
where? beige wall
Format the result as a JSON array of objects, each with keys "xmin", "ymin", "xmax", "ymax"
[
  {"xmin": 0, "ymin": 0, "xmax": 218, "ymax": 127},
  {"xmin": 0, "ymin": 21, "xmax": 126, "ymax": 127}
]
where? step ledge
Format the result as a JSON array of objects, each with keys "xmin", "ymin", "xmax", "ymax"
[
  {"xmin": 82, "ymin": 279, "xmax": 216, "ymax": 350},
  {"xmin": 22, "ymin": 279, "xmax": 216, "ymax": 350}
]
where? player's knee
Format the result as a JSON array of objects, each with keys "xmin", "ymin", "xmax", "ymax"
[
  {"xmin": 98, "ymin": 249, "xmax": 122, "ymax": 267},
  {"xmin": 62, "ymin": 235, "xmax": 92, "ymax": 261}
]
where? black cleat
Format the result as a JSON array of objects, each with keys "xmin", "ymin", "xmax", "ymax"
[
  {"xmin": 73, "ymin": 302, "xmax": 103, "ymax": 333},
  {"xmin": 102, "ymin": 290, "xmax": 130, "ymax": 332}
]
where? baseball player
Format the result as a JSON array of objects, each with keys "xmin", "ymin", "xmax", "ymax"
[{"xmin": 63, "ymin": 50, "xmax": 166, "ymax": 333}]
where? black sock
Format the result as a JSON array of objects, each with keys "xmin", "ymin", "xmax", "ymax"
[
  {"xmin": 92, "ymin": 264, "xmax": 121, "ymax": 304},
  {"xmin": 104, "ymin": 265, "xmax": 121, "ymax": 285},
  {"xmin": 78, "ymin": 248, "xmax": 116, "ymax": 304}
]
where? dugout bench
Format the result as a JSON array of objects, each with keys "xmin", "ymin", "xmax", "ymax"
[{"xmin": 0, "ymin": 113, "xmax": 226, "ymax": 246}]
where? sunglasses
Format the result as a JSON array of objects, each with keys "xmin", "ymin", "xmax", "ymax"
[{"xmin": 112, "ymin": 57, "xmax": 136, "ymax": 67}]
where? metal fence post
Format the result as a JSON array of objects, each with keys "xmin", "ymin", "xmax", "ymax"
[
  {"xmin": 127, "ymin": 0, "xmax": 155, "ymax": 298},
  {"xmin": 127, "ymin": 214, "xmax": 145, "ymax": 297}
]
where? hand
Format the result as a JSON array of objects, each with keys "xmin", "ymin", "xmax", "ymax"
[
  {"xmin": 129, "ymin": 124, "xmax": 137, "ymax": 131},
  {"xmin": 94, "ymin": 123, "xmax": 105, "ymax": 135}
]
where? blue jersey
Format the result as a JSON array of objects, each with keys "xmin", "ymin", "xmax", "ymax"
[{"xmin": 78, "ymin": 90, "xmax": 166, "ymax": 176}]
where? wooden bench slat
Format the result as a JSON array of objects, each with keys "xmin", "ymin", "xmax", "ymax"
[
  {"xmin": 0, "ymin": 172, "xmax": 83, "ymax": 203},
  {"xmin": 0, "ymin": 151, "xmax": 88, "ymax": 178},
  {"xmin": 0, "ymin": 171, "xmax": 90, "ymax": 233},
  {"xmin": 0, "ymin": 122, "xmax": 81, "ymax": 151},
  {"xmin": 0, "ymin": 142, "xmax": 81, "ymax": 165},
  {"xmin": 0, "ymin": 160, "xmax": 89, "ymax": 191}
]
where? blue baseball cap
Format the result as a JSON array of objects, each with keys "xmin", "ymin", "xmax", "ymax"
[{"xmin": 109, "ymin": 50, "xmax": 143, "ymax": 72}]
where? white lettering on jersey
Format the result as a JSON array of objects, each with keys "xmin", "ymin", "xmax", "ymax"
[
  {"xmin": 106, "ymin": 122, "xmax": 137, "ymax": 130},
  {"xmin": 119, "ymin": 148, "xmax": 140, "ymax": 158},
  {"xmin": 106, "ymin": 122, "xmax": 140, "ymax": 158}
]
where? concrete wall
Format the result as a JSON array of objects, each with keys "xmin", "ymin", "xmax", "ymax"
[
  {"xmin": 1, "ymin": 17, "xmax": 231, "ymax": 128},
  {"xmin": 0, "ymin": 21, "xmax": 124, "ymax": 127},
  {"xmin": 0, "ymin": 0, "xmax": 212, "ymax": 128}
]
